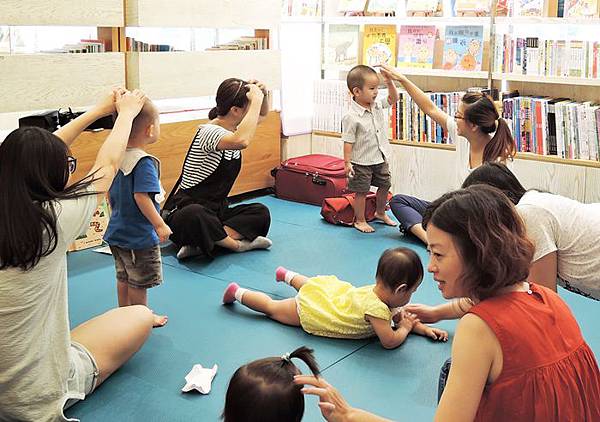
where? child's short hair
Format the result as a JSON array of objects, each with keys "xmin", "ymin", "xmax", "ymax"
[
  {"xmin": 346, "ymin": 65, "xmax": 377, "ymax": 94},
  {"xmin": 376, "ymin": 247, "xmax": 424, "ymax": 291},
  {"xmin": 129, "ymin": 99, "xmax": 158, "ymax": 140},
  {"xmin": 222, "ymin": 346, "xmax": 320, "ymax": 422}
]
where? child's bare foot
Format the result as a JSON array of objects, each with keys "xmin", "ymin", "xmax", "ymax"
[
  {"xmin": 153, "ymin": 314, "xmax": 168, "ymax": 328},
  {"xmin": 374, "ymin": 213, "xmax": 397, "ymax": 226},
  {"xmin": 354, "ymin": 221, "xmax": 375, "ymax": 233}
]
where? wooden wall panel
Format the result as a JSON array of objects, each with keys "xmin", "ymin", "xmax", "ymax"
[
  {"xmin": 69, "ymin": 112, "xmax": 281, "ymax": 197},
  {"xmin": 585, "ymin": 167, "xmax": 600, "ymax": 203},
  {"xmin": 0, "ymin": 0, "xmax": 123, "ymax": 26},
  {"xmin": 0, "ymin": 53, "xmax": 125, "ymax": 113}
]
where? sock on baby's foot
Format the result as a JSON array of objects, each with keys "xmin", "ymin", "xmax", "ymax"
[
  {"xmin": 177, "ymin": 245, "xmax": 203, "ymax": 260},
  {"xmin": 222, "ymin": 283, "xmax": 248, "ymax": 304},
  {"xmin": 236, "ymin": 236, "xmax": 273, "ymax": 252},
  {"xmin": 275, "ymin": 266, "xmax": 298, "ymax": 285}
]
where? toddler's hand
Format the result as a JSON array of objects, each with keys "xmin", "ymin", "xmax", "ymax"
[
  {"xmin": 155, "ymin": 222, "xmax": 172, "ymax": 243},
  {"xmin": 404, "ymin": 303, "xmax": 440, "ymax": 323},
  {"xmin": 424, "ymin": 327, "xmax": 448, "ymax": 342},
  {"xmin": 398, "ymin": 310, "xmax": 419, "ymax": 331},
  {"xmin": 344, "ymin": 162, "xmax": 354, "ymax": 178}
]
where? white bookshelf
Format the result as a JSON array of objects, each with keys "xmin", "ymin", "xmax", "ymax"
[
  {"xmin": 126, "ymin": 0, "xmax": 280, "ymax": 28},
  {"xmin": 495, "ymin": 17, "xmax": 600, "ymax": 26},
  {"xmin": 126, "ymin": 50, "xmax": 282, "ymax": 99},
  {"xmin": 492, "ymin": 73, "xmax": 600, "ymax": 86},
  {"xmin": 0, "ymin": 0, "xmax": 124, "ymax": 26},
  {"xmin": 0, "ymin": 53, "xmax": 125, "ymax": 113},
  {"xmin": 324, "ymin": 16, "xmax": 490, "ymax": 25}
]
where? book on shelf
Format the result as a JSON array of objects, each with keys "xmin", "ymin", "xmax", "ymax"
[
  {"xmin": 362, "ymin": 24, "xmax": 397, "ymax": 66},
  {"xmin": 337, "ymin": 0, "xmax": 368, "ymax": 13},
  {"xmin": 397, "ymin": 25, "xmax": 436, "ymax": 69},
  {"xmin": 127, "ymin": 37, "xmax": 174, "ymax": 52},
  {"xmin": 442, "ymin": 25, "xmax": 484, "ymax": 71},
  {"xmin": 366, "ymin": 0, "xmax": 399, "ymax": 14},
  {"xmin": 454, "ymin": 0, "xmax": 491, "ymax": 16},
  {"xmin": 564, "ymin": 0, "xmax": 600, "ymax": 16},
  {"xmin": 0, "ymin": 27, "xmax": 9, "ymax": 53},
  {"xmin": 324, "ymin": 24, "xmax": 360, "ymax": 69},
  {"xmin": 513, "ymin": 0, "xmax": 559, "ymax": 16},
  {"xmin": 406, "ymin": 0, "xmax": 444, "ymax": 16},
  {"xmin": 283, "ymin": 0, "xmax": 321, "ymax": 16}
]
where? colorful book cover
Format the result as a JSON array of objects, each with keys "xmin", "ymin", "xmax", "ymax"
[
  {"xmin": 564, "ymin": 0, "xmax": 599, "ymax": 16},
  {"xmin": 324, "ymin": 24, "xmax": 360, "ymax": 68},
  {"xmin": 397, "ymin": 25, "xmax": 436, "ymax": 69},
  {"xmin": 362, "ymin": 24, "xmax": 397, "ymax": 66},
  {"xmin": 442, "ymin": 25, "xmax": 484, "ymax": 71}
]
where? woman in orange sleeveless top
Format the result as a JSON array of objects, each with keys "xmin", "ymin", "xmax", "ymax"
[{"xmin": 295, "ymin": 185, "xmax": 600, "ymax": 422}]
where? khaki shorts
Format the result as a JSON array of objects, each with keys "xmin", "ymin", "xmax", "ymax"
[
  {"xmin": 109, "ymin": 245, "xmax": 163, "ymax": 289},
  {"xmin": 63, "ymin": 341, "xmax": 99, "ymax": 411},
  {"xmin": 348, "ymin": 161, "xmax": 392, "ymax": 193}
]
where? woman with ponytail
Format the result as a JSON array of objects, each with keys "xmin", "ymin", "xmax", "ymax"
[
  {"xmin": 223, "ymin": 346, "xmax": 321, "ymax": 422},
  {"xmin": 379, "ymin": 64, "xmax": 516, "ymax": 244},
  {"xmin": 164, "ymin": 78, "xmax": 273, "ymax": 260}
]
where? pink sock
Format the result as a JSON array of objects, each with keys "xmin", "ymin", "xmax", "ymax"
[
  {"xmin": 222, "ymin": 282, "xmax": 239, "ymax": 304},
  {"xmin": 275, "ymin": 266, "xmax": 288, "ymax": 282}
]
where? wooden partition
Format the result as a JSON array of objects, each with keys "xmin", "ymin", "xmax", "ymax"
[
  {"xmin": 0, "ymin": 0, "xmax": 123, "ymax": 26},
  {"xmin": 70, "ymin": 111, "xmax": 281, "ymax": 197}
]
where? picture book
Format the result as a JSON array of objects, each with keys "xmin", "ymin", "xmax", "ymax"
[
  {"xmin": 564, "ymin": 0, "xmax": 600, "ymax": 16},
  {"xmin": 442, "ymin": 25, "xmax": 484, "ymax": 71},
  {"xmin": 454, "ymin": 0, "xmax": 491, "ymax": 15},
  {"xmin": 397, "ymin": 25, "xmax": 436, "ymax": 69},
  {"xmin": 405, "ymin": 0, "xmax": 444, "ymax": 16},
  {"xmin": 362, "ymin": 24, "xmax": 397, "ymax": 66},
  {"xmin": 337, "ymin": 0, "xmax": 368, "ymax": 12},
  {"xmin": 324, "ymin": 24, "xmax": 360, "ymax": 68},
  {"xmin": 366, "ymin": 0, "xmax": 399, "ymax": 13}
]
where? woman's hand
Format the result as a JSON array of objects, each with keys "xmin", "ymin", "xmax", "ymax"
[
  {"xmin": 115, "ymin": 89, "xmax": 146, "ymax": 118},
  {"xmin": 294, "ymin": 375, "xmax": 354, "ymax": 422},
  {"xmin": 248, "ymin": 79, "xmax": 268, "ymax": 95},
  {"xmin": 403, "ymin": 303, "xmax": 441, "ymax": 323},
  {"xmin": 398, "ymin": 310, "xmax": 419, "ymax": 331},
  {"xmin": 379, "ymin": 63, "xmax": 406, "ymax": 82},
  {"xmin": 246, "ymin": 83, "xmax": 265, "ymax": 103},
  {"xmin": 93, "ymin": 88, "xmax": 125, "ymax": 117}
]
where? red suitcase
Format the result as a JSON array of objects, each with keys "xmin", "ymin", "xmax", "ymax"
[{"xmin": 272, "ymin": 154, "xmax": 348, "ymax": 205}]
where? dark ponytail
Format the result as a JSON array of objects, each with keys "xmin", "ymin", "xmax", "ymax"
[
  {"xmin": 223, "ymin": 346, "xmax": 320, "ymax": 422},
  {"xmin": 210, "ymin": 78, "xmax": 250, "ymax": 120},
  {"xmin": 462, "ymin": 92, "xmax": 516, "ymax": 163}
]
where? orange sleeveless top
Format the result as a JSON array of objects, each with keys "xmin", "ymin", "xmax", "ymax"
[{"xmin": 469, "ymin": 283, "xmax": 600, "ymax": 422}]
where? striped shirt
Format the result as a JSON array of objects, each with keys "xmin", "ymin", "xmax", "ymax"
[
  {"xmin": 342, "ymin": 98, "xmax": 391, "ymax": 166},
  {"xmin": 180, "ymin": 124, "xmax": 241, "ymax": 190}
]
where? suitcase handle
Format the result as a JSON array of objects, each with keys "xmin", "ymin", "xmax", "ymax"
[{"xmin": 311, "ymin": 175, "xmax": 326, "ymax": 186}]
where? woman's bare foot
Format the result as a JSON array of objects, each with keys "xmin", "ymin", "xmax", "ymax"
[
  {"xmin": 374, "ymin": 213, "xmax": 397, "ymax": 226},
  {"xmin": 354, "ymin": 221, "xmax": 375, "ymax": 233},
  {"xmin": 153, "ymin": 314, "xmax": 168, "ymax": 328}
]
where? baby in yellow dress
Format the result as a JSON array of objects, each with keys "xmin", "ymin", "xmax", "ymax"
[{"xmin": 222, "ymin": 247, "xmax": 448, "ymax": 349}]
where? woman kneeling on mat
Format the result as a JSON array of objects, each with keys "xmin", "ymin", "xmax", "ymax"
[
  {"xmin": 164, "ymin": 78, "xmax": 272, "ymax": 260},
  {"xmin": 0, "ymin": 90, "xmax": 155, "ymax": 420},
  {"xmin": 295, "ymin": 185, "xmax": 600, "ymax": 422}
]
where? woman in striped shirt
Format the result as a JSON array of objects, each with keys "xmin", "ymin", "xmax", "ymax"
[{"xmin": 164, "ymin": 78, "xmax": 272, "ymax": 260}]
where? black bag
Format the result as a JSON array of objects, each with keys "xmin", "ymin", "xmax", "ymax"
[{"xmin": 19, "ymin": 108, "xmax": 114, "ymax": 132}]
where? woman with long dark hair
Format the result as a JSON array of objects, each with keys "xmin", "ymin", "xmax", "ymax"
[
  {"xmin": 164, "ymin": 78, "xmax": 273, "ymax": 260},
  {"xmin": 0, "ymin": 90, "xmax": 155, "ymax": 421},
  {"xmin": 379, "ymin": 64, "xmax": 516, "ymax": 244}
]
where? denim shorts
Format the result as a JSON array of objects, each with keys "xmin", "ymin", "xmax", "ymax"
[
  {"xmin": 63, "ymin": 342, "xmax": 99, "ymax": 411},
  {"xmin": 109, "ymin": 245, "xmax": 163, "ymax": 289}
]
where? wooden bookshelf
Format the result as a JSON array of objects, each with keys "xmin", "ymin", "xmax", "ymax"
[
  {"xmin": 126, "ymin": 50, "xmax": 282, "ymax": 99},
  {"xmin": 0, "ymin": 0, "xmax": 123, "ymax": 26},
  {"xmin": 125, "ymin": 0, "xmax": 280, "ymax": 28},
  {"xmin": 492, "ymin": 73, "xmax": 600, "ymax": 87},
  {"xmin": 0, "ymin": 53, "xmax": 125, "ymax": 113}
]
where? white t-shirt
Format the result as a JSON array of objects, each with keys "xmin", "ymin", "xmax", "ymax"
[
  {"xmin": 517, "ymin": 190, "xmax": 600, "ymax": 300},
  {"xmin": 0, "ymin": 189, "xmax": 97, "ymax": 421}
]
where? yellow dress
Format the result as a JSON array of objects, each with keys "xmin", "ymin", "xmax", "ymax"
[{"xmin": 297, "ymin": 275, "xmax": 391, "ymax": 339}]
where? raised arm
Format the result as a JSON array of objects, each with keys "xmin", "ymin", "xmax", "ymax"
[
  {"xmin": 248, "ymin": 79, "xmax": 270, "ymax": 117},
  {"xmin": 404, "ymin": 298, "xmax": 474, "ymax": 323},
  {"xmin": 381, "ymin": 70, "xmax": 399, "ymax": 105},
  {"xmin": 54, "ymin": 88, "xmax": 123, "ymax": 147},
  {"xmin": 87, "ymin": 90, "xmax": 146, "ymax": 203},
  {"xmin": 216, "ymin": 84, "xmax": 265, "ymax": 150},
  {"xmin": 380, "ymin": 63, "xmax": 449, "ymax": 129}
]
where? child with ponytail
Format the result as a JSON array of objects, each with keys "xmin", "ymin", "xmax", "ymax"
[
  {"xmin": 379, "ymin": 63, "xmax": 516, "ymax": 244},
  {"xmin": 222, "ymin": 346, "xmax": 320, "ymax": 422}
]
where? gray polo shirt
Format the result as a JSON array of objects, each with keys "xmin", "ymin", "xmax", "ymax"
[{"xmin": 342, "ymin": 98, "xmax": 391, "ymax": 166}]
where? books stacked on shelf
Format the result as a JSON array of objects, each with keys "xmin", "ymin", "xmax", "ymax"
[
  {"xmin": 362, "ymin": 24, "xmax": 397, "ymax": 66},
  {"xmin": 63, "ymin": 40, "xmax": 106, "ymax": 53},
  {"xmin": 392, "ymin": 90, "xmax": 464, "ymax": 143},
  {"xmin": 126, "ymin": 37, "xmax": 174, "ymax": 52},
  {"xmin": 493, "ymin": 35, "xmax": 600, "ymax": 78},
  {"xmin": 502, "ymin": 94, "xmax": 600, "ymax": 161},
  {"xmin": 325, "ymin": 24, "xmax": 360, "ymax": 69},
  {"xmin": 313, "ymin": 80, "xmax": 352, "ymax": 132},
  {"xmin": 207, "ymin": 35, "xmax": 269, "ymax": 51},
  {"xmin": 443, "ymin": 26, "xmax": 484, "ymax": 71},
  {"xmin": 564, "ymin": 0, "xmax": 600, "ymax": 17},
  {"xmin": 406, "ymin": 0, "xmax": 444, "ymax": 16},
  {"xmin": 397, "ymin": 25, "xmax": 436, "ymax": 69},
  {"xmin": 283, "ymin": 0, "xmax": 321, "ymax": 16}
]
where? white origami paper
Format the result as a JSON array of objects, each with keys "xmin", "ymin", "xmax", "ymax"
[{"xmin": 181, "ymin": 364, "xmax": 218, "ymax": 394}]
